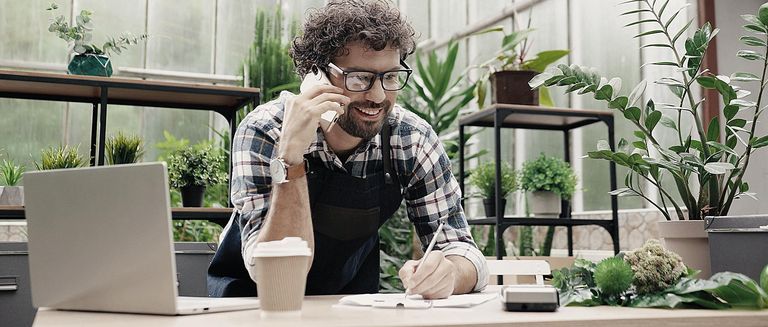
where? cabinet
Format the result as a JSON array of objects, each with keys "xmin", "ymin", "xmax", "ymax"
[{"xmin": 458, "ymin": 104, "xmax": 620, "ymax": 260}]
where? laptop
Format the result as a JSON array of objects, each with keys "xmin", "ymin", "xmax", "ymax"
[{"xmin": 24, "ymin": 162, "xmax": 260, "ymax": 315}]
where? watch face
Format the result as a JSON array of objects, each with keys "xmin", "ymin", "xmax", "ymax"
[{"xmin": 270, "ymin": 158, "xmax": 286, "ymax": 183}]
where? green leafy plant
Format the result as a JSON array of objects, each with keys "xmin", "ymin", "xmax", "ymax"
[
  {"xmin": 531, "ymin": 1, "xmax": 768, "ymax": 221},
  {"xmin": 400, "ymin": 41, "xmax": 482, "ymax": 161},
  {"xmin": 553, "ymin": 240, "xmax": 768, "ymax": 309},
  {"xmin": 468, "ymin": 161, "xmax": 517, "ymax": 199},
  {"xmin": 105, "ymin": 132, "xmax": 144, "ymax": 165},
  {"xmin": 34, "ymin": 145, "xmax": 86, "ymax": 170},
  {"xmin": 241, "ymin": 6, "xmax": 300, "ymax": 105},
  {"xmin": 0, "ymin": 159, "xmax": 25, "ymax": 186},
  {"xmin": 167, "ymin": 145, "xmax": 226, "ymax": 189},
  {"xmin": 46, "ymin": 2, "xmax": 146, "ymax": 56},
  {"xmin": 172, "ymin": 220, "xmax": 222, "ymax": 243},
  {"xmin": 520, "ymin": 154, "xmax": 577, "ymax": 199},
  {"xmin": 467, "ymin": 12, "xmax": 569, "ymax": 107}
]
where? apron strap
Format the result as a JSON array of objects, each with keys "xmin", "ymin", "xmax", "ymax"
[{"xmin": 381, "ymin": 123, "xmax": 394, "ymax": 185}]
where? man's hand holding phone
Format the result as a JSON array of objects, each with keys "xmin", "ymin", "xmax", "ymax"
[{"xmin": 279, "ymin": 78, "xmax": 349, "ymax": 166}]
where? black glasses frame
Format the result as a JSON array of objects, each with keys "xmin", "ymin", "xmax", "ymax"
[{"xmin": 327, "ymin": 60, "xmax": 413, "ymax": 92}]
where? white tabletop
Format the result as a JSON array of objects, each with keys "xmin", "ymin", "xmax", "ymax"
[{"xmin": 33, "ymin": 293, "xmax": 768, "ymax": 327}]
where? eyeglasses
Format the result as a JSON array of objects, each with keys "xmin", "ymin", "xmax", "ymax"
[{"xmin": 326, "ymin": 60, "xmax": 413, "ymax": 92}]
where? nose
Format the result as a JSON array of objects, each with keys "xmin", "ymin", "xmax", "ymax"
[{"xmin": 365, "ymin": 78, "xmax": 387, "ymax": 104}]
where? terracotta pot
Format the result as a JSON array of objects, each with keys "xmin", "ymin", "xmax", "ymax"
[
  {"xmin": 657, "ymin": 220, "xmax": 711, "ymax": 278},
  {"xmin": 490, "ymin": 70, "xmax": 539, "ymax": 105},
  {"xmin": 529, "ymin": 191, "xmax": 560, "ymax": 217}
]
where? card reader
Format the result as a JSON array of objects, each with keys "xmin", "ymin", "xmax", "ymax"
[{"xmin": 500, "ymin": 285, "xmax": 560, "ymax": 312}]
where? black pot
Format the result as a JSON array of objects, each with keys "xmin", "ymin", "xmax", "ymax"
[
  {"xmin": 706, "ymin": 215, "xmax": 768, "ymax": 281},
  {"xmin": 180, "ymin": 185, "xmax": 206, "ymax": 207},
  {"xmin": 490, "ymin": 70, "xmax": 539, "ymax": 105},
  {"xmin": 483, "ymin": 198, "xmax": 507, "ymax": 218}
]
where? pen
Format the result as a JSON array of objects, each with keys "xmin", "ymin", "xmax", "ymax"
[{"xmin": 406, "ymin": 220, "xmax": 445, "ymax": 295}]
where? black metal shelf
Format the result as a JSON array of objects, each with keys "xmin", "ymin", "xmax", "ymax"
[
  {"xmin": 458, "ymin": 104, "xmax": 620, "ymax": 260},
  {"xmin": 0, "ymin": 206, "xmax": 232, "ymax": 227}
]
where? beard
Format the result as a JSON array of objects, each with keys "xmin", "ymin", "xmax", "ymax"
[{"xmin": 336, "ymin": 99, "xmax": 393, "ymax": 139}]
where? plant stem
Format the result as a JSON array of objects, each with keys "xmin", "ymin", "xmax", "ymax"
[{"xmin": 720, "ymin": 35, "xmax": 768, "ymax": 214}]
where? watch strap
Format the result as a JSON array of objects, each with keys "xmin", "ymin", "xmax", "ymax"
[{"xmin": 285, "ymin": 158, "xmax": 308, "ymax": 180}]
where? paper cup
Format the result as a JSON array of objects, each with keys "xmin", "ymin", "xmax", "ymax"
[{"xmin": 251, "ymin": 237, "xmax": 311, "ymax": 316}]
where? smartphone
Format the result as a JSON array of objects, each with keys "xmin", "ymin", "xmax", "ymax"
[{"xmin": 300, "ymin": 69, "xmax": 339, "ymax": 131}]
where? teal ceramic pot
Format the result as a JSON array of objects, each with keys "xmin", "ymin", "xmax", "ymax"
[{"xmin": 67, "ymin": 54, "xmax": 113, "ymax": 77}]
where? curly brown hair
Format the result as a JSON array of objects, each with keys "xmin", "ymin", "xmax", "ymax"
[{"xmin": 290, "ymin": 0, "xmax": 417, "ymax": 76}]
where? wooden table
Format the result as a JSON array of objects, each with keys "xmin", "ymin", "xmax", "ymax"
[{"xmin": 32, "ymin": 294, "xmax": 768, "ymax": 327}]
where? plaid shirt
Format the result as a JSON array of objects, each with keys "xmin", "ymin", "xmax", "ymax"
[{"xmin": 231, "ymin": 92, "xmax": 488, "ymax": 291}]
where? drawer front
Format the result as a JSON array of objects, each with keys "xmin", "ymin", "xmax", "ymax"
[{"xmin": 0, "ymin": 243, "xmax": 36, "ymax": 327}]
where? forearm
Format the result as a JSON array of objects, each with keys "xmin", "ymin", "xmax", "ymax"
[
  {"xmin": 255, "ymin": 176, "xmax": 315, "ymax": 267},
  {"xmin": 447, "ymin": 255, "xmax": 478, "ymax": 294}
]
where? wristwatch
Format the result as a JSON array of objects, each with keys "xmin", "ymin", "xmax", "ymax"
[{"xmin": 269, "ymin": 157, "xmax": 308, "ymax": 184}]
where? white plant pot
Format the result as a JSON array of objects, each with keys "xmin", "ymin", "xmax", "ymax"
[
  {"xmin": 530, "ymin": 191, "xmax": 560, "ymax": 217},
  {"xmin": 0, "ymin": 186, "xmax": 24, "ymax": 206},
  {"xmin": 657, "ymin": 220, "xmax": 710, "ymax": 278}
]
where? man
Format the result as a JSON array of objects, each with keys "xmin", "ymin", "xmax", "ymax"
[{"xmin": 208, "ymin": 0, "xmax": 488, "ymax": 299}]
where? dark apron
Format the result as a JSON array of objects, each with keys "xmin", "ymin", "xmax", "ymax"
[{"xmin": 208, "ymin": 125, "xmax": 403, "ymax": 296}]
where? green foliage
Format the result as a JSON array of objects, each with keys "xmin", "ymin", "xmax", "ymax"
[
  {"xmin": 0, "ymin": 159, "xmax": 24, "ymax": 186},
  {"xmin": 34, "ymin": 145, "xmax": 86, "ymax": 170},
  {"xmin": 400, "ymin": 41, "xmax": 480, "ymax": 161},
  {"xmin": 241, "ymin": 6, "xmax": 300, "ymax": 104},
  {"xmin": 530, "ymin": 0, "xmax": 768, "ymax": 220},
  {"xmin": 625, "ymin": 239, "xmax": 686, "ymax": 295},
  {"xmin": 167, "ymin": 145, "xmax": 226, "ymax": 189},
  {"xmin": 172, "ymin": 220, "xmax": 222, "ymax": 243},
  {"xmin": 105, "ymin": 132, "xmax": 144, "ymax": 165},
  {"xmin": 520, "ymin": 154, "xmax": 577, "ymax": 199},
  {"xmin": 466, "ymin": 16, "xmax": 569, "ymax": 107},
  {"xmin": 379, "ymin": 204, "xmax": 412, "ymax": 292},
  {"xmin": 553, "ymin": 252, "xmax": 768, "ymax": 309},
  {"xmin": 468, "ymin": 161, "xmax": 516, "ymax": 199},
  {"xmin": 46, "ymin": 2, "xmax": 146, "ymax": 56},
  {"xmin": 594, "ymin": 257, "xmax": 634, "ymax": 300}
]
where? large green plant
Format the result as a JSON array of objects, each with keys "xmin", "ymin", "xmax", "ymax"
[
  {"xmin": 167, "ymin": 145, "xmax": 226, "ymax": 189},
  {"xmin": 531, "ymin": 1, "xmax": 768, "ymax": 221},
  {"xmin": 400, "ymin": 41, "xmax": 480, "ymax": 160},
  {"xmin": 241, "ymin": 6, "xmax": 299, "ymax": 106}
]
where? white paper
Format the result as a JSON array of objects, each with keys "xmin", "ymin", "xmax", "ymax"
[{"xmin": 338, "ymin": 292, "xmax": 498, "ymax": 309}]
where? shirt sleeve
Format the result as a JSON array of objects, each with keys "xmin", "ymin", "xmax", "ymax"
[
  {"xmin": 230, "ymin": 108, "xmax": 279, "ymax": 253},
  {"xmin": 403, "ymin": 126, "xmax": 489, "ymax": 292}
]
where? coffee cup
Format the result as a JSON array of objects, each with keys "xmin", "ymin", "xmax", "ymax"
[{"xmin": 250, "ymin": 237, "xmax": 311, "ymax": 317}]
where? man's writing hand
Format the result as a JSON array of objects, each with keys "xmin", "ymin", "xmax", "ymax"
[{"xmin": 398, "ymin": 250, "xmax": 456, "ymax": 299}]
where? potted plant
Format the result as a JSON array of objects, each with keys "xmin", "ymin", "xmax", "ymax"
[
  {"xmin": 530, "ymin": 1, "xmax": 768, "ymax": 279},
  {"xmin": 0, "ymin": 159, "xmax": 25, "ymax": 206},
  {"xmin": 34, "ymin": 145, "xmax": 87, "ymax": 170},
  {"xmin": 47, "ymin": 2, "xmax": 146, "ymax": 77},
  {"xmin": 520, "ymin": 154, "xmax": 577, "ymax": 217},
  {"xmin": 105, "ymin": 132, "xmax": 145, "ymax": 165},
  {"xmin": 468, "ymin": 161, "xmax": 517, "ymax": 217},
  {"xmin": 466, "ymin": 13, "xmax": 569, "ymax": 107},
  {"xmin": 167, "ymin": 145, "xmax": 226, "ymax": 207}
]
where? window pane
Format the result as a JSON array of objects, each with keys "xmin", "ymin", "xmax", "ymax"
[
  {"xmin": 0, "ymin": 0, "xmax": 71, "ymax": 64},
  {"xmin": 74, "ymin": 0, "xmax": 147, "ymax": 68},
  {"xmin": 0, "ymin": 100, "xmax": 67, "ymax": 169},
  {"xmin": 146, "ymin": 0, "xmax": 214, "ymax": 73}
]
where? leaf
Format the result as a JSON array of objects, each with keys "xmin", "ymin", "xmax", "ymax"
[
  {"xmin": 523, "ymin": 50, "xmax": 570, "ymax": 73},
  {"xmin": 752, "ymin": 135, "xmax": 768, "ymax": 148},
  {"xmin": 672, "ymin": 19, "xmax": 695, "ymax": 44},
  {"xmin": 645, "ymin": 111, "xmax": 662, "ymax": 131},
  {"xmin": 707, "ymin": 141, "xmax": 738, "ymax": 156},
  {"xmin": 745, "ymin": 23, "xmax": 768, "ymax": 33},
  {"xmin": 649, "ymin": 61, "xmax": 681, "ymax": 67},
  {"xmin": 707, "ymin": 116, "xmax": 720, "ymax": 142},
  {"xmin": 633, "ymin": 141, "xmax": 648, "ymax": 151},
  {"xmin": 724, "ymin": 105, "xmax": 739, "ymax": 121},
  {"xmin": 741, "ymin": 36, "xmax": 767, "ymax": 47},
  {"xmin": 665, "ymin": 4, "xmax": 692, "ymax": 29},
  {"xmin": 641, "ymin": 43, "xmax": 674, "ymax": 49},
  {"xmin": 697, "ymin": 76, "xmax": 717, "ymax": 88},
  {"xmin": 731, "ymin": 99, "xmax": 757, "ymax": 107},
  {"xmin": 529, "ymin": 72, "xmax": 555, "ymax": 89},
  {"xmin": 704, "ymin": 162, "xmax": 735, "ymax": 174},
  {"xmin": 608, "ymin": 77, "xmax": 622, "ymax": 95},
  {"xmin": 635, "ymin": 30, "xmax": 665, "ymax": 38},
  {"xmin": 628, "ymin": 80, "xmax": 647, "ymax": 107},
  {"xmin": 624, "ymin": 107, "xmax": 642, "ymax": 122},
  {"xmin": 759, "ymin": 2, "xmax": 768, "ymax": 26},
  {"xmin": 597, "ymin": 140, "xmax": 611, "ymax": 151},
  {"xmin": 609, "ymin": 96, "xmax": 629, "ymax": 110},
  {"xmin": 595, "ymin": 85, "xmax": 613, "ymax": 101},
  {"xmin": 660, "ymin": 116, "xmax": 678, "ymax": 130},
  {"xmin": 625, "ymin": 19, "xmax": 657, "ymax": 27},
  {"xmin": 737, "ymin": 50, "xmax": 766, "ymax": 61},
  {"xmin": 731, "ymin": 72, "xmax": 761, "ymax": 82}
]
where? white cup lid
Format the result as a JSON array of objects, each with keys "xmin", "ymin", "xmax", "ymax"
[{"xmin": 252, "ymin": 237, "xmax": 312, "ymax": 257}]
